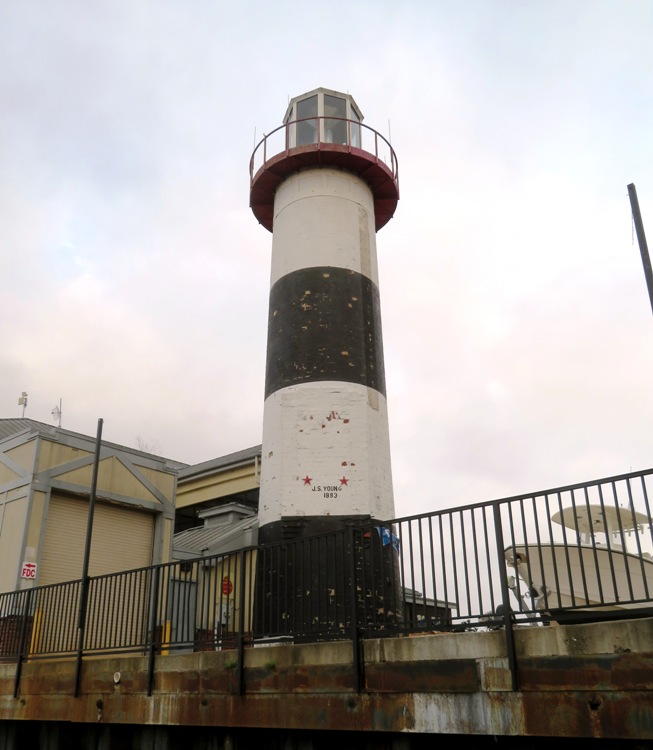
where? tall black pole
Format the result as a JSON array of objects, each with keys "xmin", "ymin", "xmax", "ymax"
[
  {"xmin": 75, "ymin": 417, "xmax": 103, "ymax": 696},
  {"xmin": 627, "ymin": 183, "xmax": 653, "ymax": 316},
  {"xmin": 80, "ymin": 417, "xmax": 103, "ymax": 590}
]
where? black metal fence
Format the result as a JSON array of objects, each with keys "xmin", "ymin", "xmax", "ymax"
[{"xmin": 2, "ymin": 467, "xmax": 653, "ymax": 694}]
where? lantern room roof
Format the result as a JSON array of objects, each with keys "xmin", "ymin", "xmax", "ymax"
[{"xmin": 283, "ymin": 87, "xmax": 364, "ymax": 124}]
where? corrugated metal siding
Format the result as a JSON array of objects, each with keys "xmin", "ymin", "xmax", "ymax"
[{"xmin": 40, "ymin": 495, "xmax": 154, "ymax": 586}]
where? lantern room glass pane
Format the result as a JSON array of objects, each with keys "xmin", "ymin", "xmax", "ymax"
[
  {"xmin": 296, "ymin": 95, "xmax": 318, "ymax": 146},
  {"xmin": 349, "ymin": 105, "xmax": 361, "ymax": 148},
  {"xmin": 324, "ymin": 94, "xmax": 347, "ymax": 145}
]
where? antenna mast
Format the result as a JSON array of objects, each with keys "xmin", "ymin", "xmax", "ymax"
[{"xmin": 627, "ymin": 183, "xmax": 653, "ymax": 316}]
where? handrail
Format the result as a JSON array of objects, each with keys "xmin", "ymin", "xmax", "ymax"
[{"xmin": 249, "ymin": 116, "xmax": 399, "ymax": 187}]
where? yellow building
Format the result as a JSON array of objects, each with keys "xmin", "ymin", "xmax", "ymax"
[
  {"xmin": 171, "ymin": 446, "xmax": 262, "ymax": 647},
  {"xmin": 0, "ymin": 422, "xmax": 454, "ymax": 647},
  {"xmin": 0, "ymin": 419, "xmax": 181, "ymax": 593},
  {"xmin": 173, "ymin": 445, "xmax": 261, "ymax": 555}
]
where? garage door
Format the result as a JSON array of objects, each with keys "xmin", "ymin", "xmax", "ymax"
[{"xmin": 39, "ymin": 494, "xmax": 154, "ymax": 586}]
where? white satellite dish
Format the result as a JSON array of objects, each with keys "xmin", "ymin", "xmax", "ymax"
[{"xmin": 52, "ymin": 399, "xmax": 62, "ymax": 427}]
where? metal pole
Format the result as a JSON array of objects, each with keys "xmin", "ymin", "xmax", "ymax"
[
  {"xmin": 78, "ymin": 418, "xmax": 103, "ymax": 626},
  {"xmin": 493, "ymin": 502, "xmax": 518, "ymax": 691},
  {"xmin": 627, "ymin": 183, "xmax": 653, "ymax": 316},
  {"xmin": 13, "ymin": 588, "xmax": 33, "ymax": 698},
  {"xmin": 74, "ymin": 417, "xmax": 103, "ymax": 696},
  {"xmin": 236, "ymin": 549, "xmax": 247, "ymax": 696},
  {"xmin": 348, "ymin": 525, "xmax": 363, "ymax": 693},
  {"xmin": 146, "ymin": 565, "xmax": 161, "ymax": 697}
]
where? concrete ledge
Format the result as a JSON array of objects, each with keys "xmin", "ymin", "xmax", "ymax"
[{"xmin": 0, "ymin": 618, "xmax": 652, "ymax": 739}]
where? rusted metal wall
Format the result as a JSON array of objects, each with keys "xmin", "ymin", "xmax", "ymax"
[{"xmin": 1, "ymin": 618, "xmax": 652, "ymax": 744}]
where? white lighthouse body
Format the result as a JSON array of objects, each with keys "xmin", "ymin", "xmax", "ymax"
[{"xmin": 250, "ymin": 87, "xmax": 399, "ymax": 545}]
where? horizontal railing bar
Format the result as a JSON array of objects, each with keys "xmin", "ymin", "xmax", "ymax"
[{"xmin": 249, "ymin": 116, "xmax": 399, "ymax": 185}]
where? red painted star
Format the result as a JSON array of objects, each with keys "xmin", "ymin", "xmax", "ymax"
[
  {"xmin": 302, "ymin": 475, "xmax": 312, "ymax": 485},
  {"xmin": 339, "ymin": 477, "xmax": 348, "ymax": 485}
]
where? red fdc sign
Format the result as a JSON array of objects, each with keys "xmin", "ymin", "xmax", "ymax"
[
  {"xmin": 221, "ymin": 577, "xmax": 233, "ymax": 596},
  {"xmin": 21, "ymin": 562, "xmax": 37, "ymax": 579}
]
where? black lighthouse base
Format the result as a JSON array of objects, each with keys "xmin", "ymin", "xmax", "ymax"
[{"xmin": 254, "ymin": 515, "xmax": 403, "ymax": 641}]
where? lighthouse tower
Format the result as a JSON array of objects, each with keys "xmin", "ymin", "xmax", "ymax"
[{"xmin": 250, "ymin": 87, "xmax": 399, "ymax": 548}]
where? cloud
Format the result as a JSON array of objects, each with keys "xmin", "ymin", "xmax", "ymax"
[{"xmin": 2, "ymin": 0, "xmax": 653, "ymax": 514}]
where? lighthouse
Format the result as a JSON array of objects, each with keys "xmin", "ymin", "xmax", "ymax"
[{"xmin": 250, "ymin": 87, "xmax": 400, "ymax": 633}]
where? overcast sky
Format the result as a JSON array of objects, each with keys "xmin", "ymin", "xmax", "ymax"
[{"xmin": 2, "ymin": 1, "xmax": 653, "ymax": 518}]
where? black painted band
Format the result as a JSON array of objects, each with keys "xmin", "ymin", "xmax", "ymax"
[
  {"xmin": 265, "ymin": 266, "xmax": 386, "ymax": 399},
  {"xmin": 258, "ymin": 515, "xmax": 375, "ymax": 544}
]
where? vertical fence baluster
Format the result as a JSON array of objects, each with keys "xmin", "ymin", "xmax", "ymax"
[
  {"xmin": 13, "ymin": 588, "xmax": 33, "ymax": 698},
  {"xmin": 146, "ymin": 566, "xmax": 161, "ymax": 697},
  {"xmin": 73, "ymin": 577, "xmax": 88, "ymax": 698},
  {"xmin": 348, "ymin": 525, "xmax": 363, "ymax": 693},
  {"xmin": 236, "ymin": 549, "xmax": 247, "ymax": 696},
  {"xmin": 493, "ymin": 502, "xmax": 518, "ymax": 691}
]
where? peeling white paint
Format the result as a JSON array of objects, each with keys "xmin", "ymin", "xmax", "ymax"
[
  {"xmin": 261, "ymin": 164, "xmax": 394, "ymax": 529},
  {"xmin": 270, "ymin": 169, "xmax": 378, "ymax": 286},
  {"xmin": 259, "ymin": 382, "xmax": 395, "ymax": 526}
]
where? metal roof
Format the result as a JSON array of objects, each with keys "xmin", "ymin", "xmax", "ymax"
[
  {"xmin": 177, "ymin": 444, "xmax": 262, "ymax": 481},
  {"xmin": 0, "ymin": 420, "xmax": 262, "ymax": 479},
  {"xmin": 0, "ymin": 418, "xmax": 59, "ymax": 442},
  {"xmin": 173, "ymin": 512, "xmax": 259, "ymax": 558},
  {"xmin": 0, "ymin": 418, "xmax": 188, "ymax": 470}
]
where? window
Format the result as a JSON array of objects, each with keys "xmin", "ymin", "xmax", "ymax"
[
  {"xmin": 324, "ymin": 94, "xmax": 347, "ymax": 145},
  {"xmin": 349, "ymin": 105, "xmax": 361, "ymax": 148},
  {"xmin": 296, "ymin": 95, "xmax": 318, "ymax": 146},
  {"xmin": 287, "ymin": 91, "xmax": 362, "ymax": 149}
]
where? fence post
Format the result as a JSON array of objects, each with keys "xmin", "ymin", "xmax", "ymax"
[
  {"xmin": 236, "ymin": 549, "xmax": 247, "ymax": 696},
  {"xmin": 13, "ymin": 588, "xmax": 33, "ymax": 699},
  {"xmin": 493, "ymin": 502, "xmax": 518, "ymax": 691},
  {"xmin": 73, "ymin": 578, "xmax": 88, "ymax": 698},
  {"xmin": 348, "ymin": 525, "xmax": 363, "ymax": 693},
  {"xmin": 146, "ymin": 566, "xmax": 161, "ymax": 697}
]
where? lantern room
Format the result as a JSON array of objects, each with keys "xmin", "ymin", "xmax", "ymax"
[
  {"xmin": 283, "ymin": 87, "xmax": 362, "ymax": 148},
  {"xmin": 250, "ymin": 86, "xmax": 399, "ymax": 232}
]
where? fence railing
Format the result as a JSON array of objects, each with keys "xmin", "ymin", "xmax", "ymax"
[
  {"xmin": 249, "ymin": 116, "xmax": 398, "ymax": 186},
  {"xmin": 2, "ymin": 467, "xmax": 653, "ymax": 694}
]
